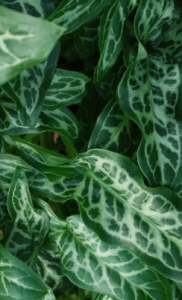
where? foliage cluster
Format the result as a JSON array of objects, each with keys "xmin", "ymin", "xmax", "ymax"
[{"xmin": 0, "ymin": 0, "xmax": 182, "ymax": 299}]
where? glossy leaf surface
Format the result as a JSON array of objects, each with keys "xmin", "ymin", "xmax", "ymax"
[
  {"xmin": 37, "ymin": 208, "xmax": 172, "ymax": 300},
  {"xmin": 0, "ymin": 6, "xmax": 65, "ymax": 85},
  {"xmin": 88, "ymin": 100, "xmax": 134, "ymax": 155},
  {"xmin": 1, "ymin": 0, "xmax": 55, "ymax": 18},
  {"xmin": 94, "ymin": 0, "xmax": 138, "ymax": 82},
  {"xmin": 118, "ymin": 0, "xmax": 182, "ymax": 193},
  {"xmin": 0, "ymin": 103, "xmax": 81, "ymax": 142},
  {"xmin": 2, "ymin": 45, "xmax": 60, "ymax": 126},
  {"xmin": 43, "ymin": 68, "xmax": 90, "ymax": 110},
  {"xmin": 48, "ymin": 0, "xmax": 111, "ymax": 34},
  {"xmin": 0, "ymin": 244, "xmax": 56, "ymax": 300},
  {"xmin": 3, "ymin": 149, "xmax": 182, "ymax": 281},
  {"xmin": 5, "ymin": 168, "xmax": 49, "ymax": 263}
]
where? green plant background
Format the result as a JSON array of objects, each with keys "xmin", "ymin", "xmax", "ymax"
[{"xmin": 0, "ymin": 0, "xmax": 182, "ymax": 300}]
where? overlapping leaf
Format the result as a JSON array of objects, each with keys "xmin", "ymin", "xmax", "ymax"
[
  {"xmin": 34, "ymin": 203, "xmax": 172, "ymax": 300},
  {"xmin": 57, "ymin": 149, "xmax": 182, "ymax": 281},
  {"xmin": 5, "ymin": 168, "xmax": 49, "ymax": 264},
  {"xmin": 5, "ymin": 148, "xmax": 182, "ymax": 281},
  {"xmin": 0, "ymin": 244, "xmax": 56, "ymax": 300},
  {"xmin": 2, "ymin": 44, "xmax": 60, "ymax": 126},
  {"xmin": 1, "ymin": 0, "xmax": 55, "ymax": 18},
  {"xmin": 0, "ymin": 153, "xmax": 79, "ymax": 202},
  {"xmin": 0, "ymin": 102, "xmax": 81, "ymax": 142},
  {"xmin": 4, "ymin": 135, "xmax": 76, "ymax": 181},
  {"xmin": 123, "ymin": 28, "xmax": 138, "ymax": 67},
  {"xmin": 171, "ymin": 283, "xmax": 182, "ymax": 300},
  {"xmin": 33, "ymin": 237, "xmax": 63, "ymax": 291},
  {"xmin": 60, "ymin": 18, "xmax": 99, "ymax": 62},
  {"xmin": 88, "ymin": 100, "xmax": 134, "ymax": 155},
  {"xmin": 43, "ymin": 68, "xmax": 90, "ymax": 110},
  {"xmin": 0, "ymin": 6, "xmax": 65, "ymax": 85},
  {"xmin": 76, "ymin": 84, "xmax": 108, "ymax": 151},
  {"xmin": 48, "ymin": 0, "xmax": 111, "ymax": 34},
  {"xmin": 95, "ymin": 56, "xmax": 126, "ymax": 101},
  {"xmin": 135, "ymin": 0, "xmax": 180, "ymax": 48},
  {"xmin": 94, "ymin": 295, "xmax": 113, "ymax": 300},
  {"xmin": 118, "ymin": 0, "xmax": 182, "ymax": 193},
  {"xmin": 94, "ymin": 0, "xmax": 138, "ymax": 82}
]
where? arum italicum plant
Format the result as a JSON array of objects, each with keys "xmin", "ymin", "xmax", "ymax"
[{"xmin": 1, "ymin": 0, "xmax": 182, "ymax": 300}]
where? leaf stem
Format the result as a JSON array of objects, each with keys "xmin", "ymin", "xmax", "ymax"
[
  {"xmin": 40, "ymin": 132, "xmax": 48, "ymax": 148},
  {"xmin": 61, "ymin": 136, "xmax": 78, "ymax": 158},
  {"xmin": 79, "ymin": 288, "xmax": 85, "ymax": 300}
]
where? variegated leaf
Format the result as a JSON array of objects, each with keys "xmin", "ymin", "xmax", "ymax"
[
  {"xmin": 3, "ymin": 150, "xmax": 182, "ymax": 281},
  {"xmin": 0, "ymin": 153, "xmax": 79, "ymax": 202},
  {"xmin": 22, "ymin": 149, "xmax": 182, "ymax": 281},
  {"xmin": 4, "ymin": 135, "xmax": 76, "ymax": 181},
  {"xmin": 2, "ymin": 44, "xmax": 60, "ymax": 126},
  {"xmin": 2, "ymin": 150, "xmax": 182, "ymax": 281},
  {"xmin": 0, "ymin": 102, "xmax": 81, "ymax": 142},
  {"xmin": 118, "ymin": 0, "xmax": 182, "ymax": 193},
  {"xmin": 135, "ymin": 0, "xmax": 180, "ymax": 48},
  {"xmin": 5, "ymin": 168, "xmax": 49, "ymax": 264},
  {"xmin": 1, "ymin": 0, "xmax": 55, "ymax": 18},
  {"xmin": 48, "ymin": 0, "xmax": 111, "ymax": 34},
  {"xmin": 0, "ymin": 6, "xmax": 65, "ymax": 86},
  {"xmin": 93, "ymin": 295, "xmax": 113, "ymax": 300},
  {"xmin": 33, "ymin": 237, "xmax": 63, "ymax": 291},
  {"xmin": 0, "ymin": 244, "xmax": 56, "ymax": 300},
  {"xmin": 38, "ymin": 209, "xmax": 172, "ymax": 300},
  {"xmin": 88, "ymin": 100, "xmax": 134, "ymax": 155},
  {"xmin": 55, "ymin": 149, "xmax": 182, "ymax": 281},
  {"xmin": 94, "ymin": 0, "xmax": 138, "ymax": 82},
  {"xmin": 118, "ymin": 58, "xmax": 182, "ymax": 190},
  {"xmin": 43, "ymin": 68, "xmax": 90, "ymax": 111},
  {"xmin": 150, "ymin": 19, "xmax": 182, "ymax": 64}
]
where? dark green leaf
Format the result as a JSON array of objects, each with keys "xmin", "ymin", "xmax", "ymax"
[
  {"xmin": 43, "ymin": 68, "xmax": 90, "ymax": 110},
  {"xmin": 48, "ymin": 0, "xmax": 111, "ymax": 34},
  {"xmin": 2, "ymin": 44, "xmax": 60, "ymax": 126},
  {"xmin": 0, "ymin": 244, "xmax": 56, "ymax": 300},
  {"xmin": 5, "ymin": 168, "xmax": 49, "ymax": 264}
]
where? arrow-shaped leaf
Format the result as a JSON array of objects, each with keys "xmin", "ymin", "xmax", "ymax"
[
  {"xmin": 34, "ymin": 203, "xmax": 172, "ymax": 300},
  {"xmin": 2, "ymin": 44, "xmax": 60, "ymax": 126},
  {"xmin": 118, "ymin": 0, "xmax": 182, "ymax": 193},
  {"xmin": 48, "ymin": 0, "xmax": 111, "ymax": 35},
  {"xmin": 94, "ymin": 0, "xmax": 138, "ymax": 82},
  {"xmin": 0, "ymin": 102, "xmax": 81, "ymax": 142},
  {"xmin": 88, "ymin": 100, "xmax": 135, "ymax": 155},
  {"xmin": 5, "ymin": 168, "xmax": 49, "ymax": 264},
  {"xmin": 1, "ymin": 0, "xmax": 55, "ymax": 18},
  {"xmin": 43, "ymin": 68, "xmax": 90, "ymax": 111},
  {"xmin": 0, "ymin": 6, "xmax": 65, "ymax": 86},
  {"xmin": 0, "ymin": 244, "xmax": 56, "ymax": 300}
]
